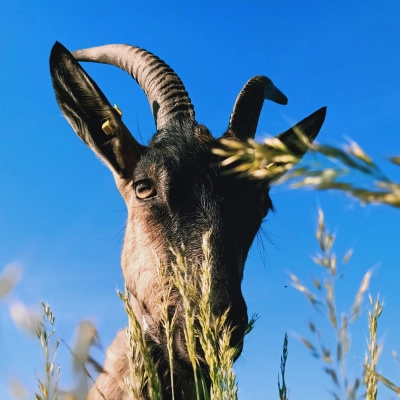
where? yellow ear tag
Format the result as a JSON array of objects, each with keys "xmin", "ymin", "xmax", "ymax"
[
  {"xmin": 113, "ymin": 104, "xmax": 122, "ymax": 117},
  {"xmin": 260, "ymin": 160, "xmax": 275, "ymax": 170},
  {"xmin": 102, "ymin": 105, "xmax": 122, "ymax": 135},
  {"xmin": 102, "ymin": 120, "xmax": 114, "ymax": 135}
]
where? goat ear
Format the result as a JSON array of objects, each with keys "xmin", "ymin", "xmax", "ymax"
[
  {"xmin": 267, "ymin": 107, "xmax": 326, "ymax": 181},
  {"xmin": 276, "ymin": 107, "xmax": 326, "ymax": 158},
  {"xmin": 49, "ymin": 41, "xmax": 144, "ymax": 180}
]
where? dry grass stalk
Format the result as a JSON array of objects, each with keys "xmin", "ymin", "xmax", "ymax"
[
  {"xmin": 362, "ymin": 295, "xmax": 400, "ymax": 399},
  {"xmin": 290, "ymin": 209, "xmax": 400, "ymax": 399},
  {"xmin": 157, "ymin": 261, "xmax": 178, "ymax": 400},
  {"xmin": 119, "ymin": 289, "xmax": 162, "ymax": 400},
  {"xmin": 197, "ymin": 233, "xmax": 238, "ymax": 400},
  {"xmin": 364, "ymin": 369, "xmax": 400, "ymax": 397},
  {"xmin": 170, "ymin": 232, "xmax": 239, "ymax": 400},
  {"xmin": 364, "ymin": 295, "xmax": 384, "ymax": 400},
  {"xmin": 36, "ymin": 302, "xmax": 60, "ymax": 400},
  {"xmin": 10, "ymin": 207, "xmax": 399, "ymax": 398},
  {"xmin": 214, "ymin": 132, "xmax": 400, "ymax": 208},
  {"xmin": 170, "ymin": 246, "xmax": 203, "ymax": 399},
  {"xmin": 109, "ymin": 232, "xmax": 242, "ymax": 400},
  {"xmin": 291, "ymin": 209, "xmax": 370, "ymax": 399}
]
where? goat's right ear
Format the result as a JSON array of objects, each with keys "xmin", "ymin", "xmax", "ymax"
[
  {"xmin": 276, "ymin": 107, "xmax": 327, "ymax": 158},
  {"xmin": 49, "ymin": 41, "xmax": 144, "ymax": 180},
  {"xmin": 266, "ymin": 107, "xmax": 327, "ymax": 182}
]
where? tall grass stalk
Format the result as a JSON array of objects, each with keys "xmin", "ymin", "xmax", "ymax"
[
  {"xmin": 158, "ymin": 261, "xmax": 178, "ymax": 400},
  {"xmin": 213, "ymin": 133, "xmax": 400, "ymax": 208},
  {"xmin": 364, "ymin": 295, "xmax": 383, "ymax": 400},
  {"xmin": 197, "ymin": 232, "xmax": 238, "ymax": 400},
  {"xmin": 278, "ymin": 333, "xmax": 289, "ymax": 400},
  {"xmin": 363, "ymin": 295, "xmax": 400, "ymax": 397},
  {"xmin": 36, "ymin": 302, "xmax": 60, "ymax": 400},
  {"xmin": 216, "ymin": 130, "xmax": 400, "ymax": 397},
  {"xmin": 13, "ymin": 210, "xmax": 400, "ymax": 399},
  {"xmin": 114, "ymin": 232, "xmax": 241, "ymax": 400},
  {"xmin": 119, "ymin": 289, "xmax": 163, "ymax": 400},
  {"xmin": 170, "ymin": 246, "xmax": 203, "ymax": 399},
  {"xmin": 291, "ymin": 209, "xmax": 371, "ymax": 399},
  {"xmin": 32, "ymin": 216, "xmax": 398, "ymax": 400},
  {"xmin": 169, "ymin": 232, "xmax": 239, "ymax": 399}
]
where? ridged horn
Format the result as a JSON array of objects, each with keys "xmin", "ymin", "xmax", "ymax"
[
  {"xmin": 224, "ymin": 76, "xmax": 288, "ymax": 141},
  {"xmin": 72, "ymin": 45, "xmax": 195, "ymax": 131}
]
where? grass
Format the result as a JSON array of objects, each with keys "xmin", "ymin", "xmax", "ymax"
[
  {"xmin": 278, "ymin": 333, "xmax": 289, "ymax": 400},
  {"xmin": 4, "ymin": 214, "xmax": 400, "ymax": 399},
  {"xmin": 116, "ymin": 232, "xmax": 240, "ymax": 400},
  {"xmin": 120, "ymin": 288, "xmax": 163, "ymax": 399},
  {"xmin": 213, "ymin": 131, "xmax": 400, "ymax": 208},
  {"xmin": 364, "ymin": 295, "xmax": 383, "ymax": 400},
  {"xmin": 291, "ymin": 209, "xmax": 373, "ymax": 399},
  {"xmin": 35, "ymin": 302, "xmax": 60, "ymax": 400},
  {"xmin": 213, "ymin": 131, "xmax": 400, "ymax": 397},
  {"xmin": 2, "ymin": 132, "xmax": 400, "ymax": 398},
  {"xmin": 294, "ymin": 209, "xmax": 400, "ymax": 399},
  {"xmin": 2, "ymin": 220, "xmax": 400, "ymax": 399}
]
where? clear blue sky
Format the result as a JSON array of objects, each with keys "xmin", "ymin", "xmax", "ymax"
[{"xmin": 1, "ymin": 1, "xmax": 400, "ymax": 399}]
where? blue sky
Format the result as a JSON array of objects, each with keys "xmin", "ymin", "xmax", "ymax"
[{"xmin": 1, "ymin": 1, "xmax": 400, "ymax": 399}]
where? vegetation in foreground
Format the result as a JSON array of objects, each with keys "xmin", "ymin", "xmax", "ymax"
[{"xmin": 1, "ymin": 132, "xmax": 400, "ymax": 399}]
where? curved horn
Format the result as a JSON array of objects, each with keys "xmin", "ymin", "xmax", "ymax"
[
  {"xmin": 224, "ymin": 76, "xmax": 288, "ymax": 141},
  {"xmin": 72, "ymin": 45, "xmax": 195, "ymax": 131}
]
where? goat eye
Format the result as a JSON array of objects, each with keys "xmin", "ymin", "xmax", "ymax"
[{"xmin": 135, "ymin": 180, "xmax": 157, "ymax": 199}]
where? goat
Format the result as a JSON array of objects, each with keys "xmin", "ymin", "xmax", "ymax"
[{"xmin": 49, "ymin": 41, "xmax": 326, "ymax": 399}]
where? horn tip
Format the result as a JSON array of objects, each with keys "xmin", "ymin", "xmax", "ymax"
[{"xmin": 272, "ymin": 88, "xmax": 288, "ymax": 105}]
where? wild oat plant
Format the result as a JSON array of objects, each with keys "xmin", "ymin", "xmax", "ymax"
[
  {"xmin": 290, "ymin": 209, "xmax": 400, "ymax": 399},
  {"xmin": 2, "ymin": 216, "xmax": 400, "ymax": 399},
  {"xmin": 36, "ymin": 302, "xmax": 60, "ymax": 400},
  {"xmin": 213, "ymin": 130, "xmax": 400, "ymax": 208},
  {"xmin": 364, "ymin": 295, "xmax": 400, "ymax": 397},
  {"xmin": 1, "ymin": 235, "xmax": 245, "ymax": 400},
  {"xmin": 28, "ymin": 212, "xmax": 397, "ymax": 400},
  {"xmin": 119, "ymin": 289, "xmax": 163, "ymax": 400},
  {"xmin": 118, "ymin": 231, "xmax": 242, "ymax": 400},
  {"xmin": 4, "ymin": 130, "xmax": 400, "ymax": 399},
  {"xmin": 215, "ymin": 127, "xmax": 400, "ymax": 397}
]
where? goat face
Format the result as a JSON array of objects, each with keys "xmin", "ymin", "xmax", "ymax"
[
  {"xmin": 50, "ymin": 41, "xmax": 326, "ymax": 392},
  {"xmin": 121, "ymin": 122, "xmax": 271, "ymax": 367}
]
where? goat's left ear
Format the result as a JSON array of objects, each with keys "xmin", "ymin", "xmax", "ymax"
[{"xmin": 49, "ymin": 41, "xmax": 144, "ymax": 180}]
